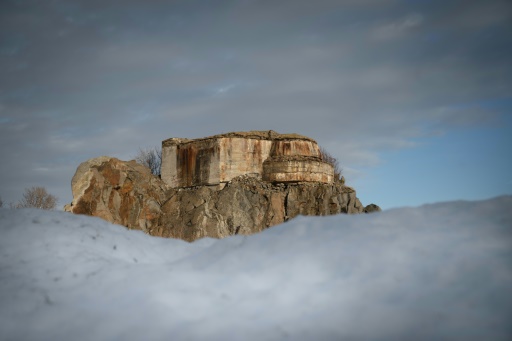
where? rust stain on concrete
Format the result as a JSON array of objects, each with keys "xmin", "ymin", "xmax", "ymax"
[{"xmin": 162, "ymin": 131, "xmax": 334, "ymax": 188}]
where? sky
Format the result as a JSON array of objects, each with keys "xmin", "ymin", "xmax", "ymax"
[
  {"xmin": 1, "ymin": 196, "xmax": 511, "ymax": 340},
  {"xmin": 0, "ymin": 0, "xmax": 511, "ymax": 210}
]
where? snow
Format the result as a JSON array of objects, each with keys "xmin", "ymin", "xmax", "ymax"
[{"xmin": 1, "ymin": 196, "xmax": 511, "ymax": 341}]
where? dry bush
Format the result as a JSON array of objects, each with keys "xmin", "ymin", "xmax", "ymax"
[
  {"xmin": 135, "ymin": 147, "xmax": 162, "ymax": 176},
  {"xmin": 319, "ymin": 147, "xmax": 343, "ymax": 181},
  {"xmin": 0, "ymin": 195, "xmax": 3, "ymax": 208},
  {"xmin": 14, "ymin": 187, "xmax": 58, "ymax": 210}
]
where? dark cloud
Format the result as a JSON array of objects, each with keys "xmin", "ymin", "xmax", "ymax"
[{"xmin": 0, "ymin": 0, "xmax": 511, "ymax": 206}]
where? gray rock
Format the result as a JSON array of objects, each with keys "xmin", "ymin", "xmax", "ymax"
[
  {"xmin": 364, "ymin": 203, "xmax": 382, "ymax": 213},
  {"xmin": 66, "ymin": 157, "xmax": 373, "ymax": 242}
]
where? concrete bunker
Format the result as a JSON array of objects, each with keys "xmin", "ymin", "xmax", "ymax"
[{"xmin": 161, "ymin": 130, "xmax": 334, "ymax": 188}]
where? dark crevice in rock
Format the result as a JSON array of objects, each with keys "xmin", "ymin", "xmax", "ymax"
[{"xmin": 284, "ymin": 191, "xmax": 289, "ymax": 221}]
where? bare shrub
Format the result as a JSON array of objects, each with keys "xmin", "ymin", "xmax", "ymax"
[
  {"xmin": 319, "ymin": 147, "xmax": 343, "ymax": 181},
  {"xmin": 0, "ymin": 195, "xmax": 3, "ymax": 208},
  {"xmin": 14, "ymin": 187, "xmax": 58, "ymax": 210},
  {"xmin": 135, "ymin": 147, "xmax": 162, "ymax": 176}
]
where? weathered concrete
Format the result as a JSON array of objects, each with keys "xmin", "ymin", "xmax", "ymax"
[
  {"xmin": 161, "ymin": 137, "xmax": 221, "ymax": 187},
  {"xmin": 270, "ymin": 139, "xmax": 321, "ymax": 157},
  {"xmin": 263, "ymin": 156, "xmax": 334, "ymax": 183},
  {"xmin": 161, "ymin": 130, "xmax": 333, "ymax": 188},
  {"xmin": 218, "ymin": 137, "xmax": 273, "ymax": 184}
]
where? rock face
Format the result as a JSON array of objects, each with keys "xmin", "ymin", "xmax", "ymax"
[
  {"xmin": 66, "ymin": 157, "xmax": 367, "ymax": 242},
  {"xmin": 65, "ymin": 157, "xmax": 168, "ymax": 232}
]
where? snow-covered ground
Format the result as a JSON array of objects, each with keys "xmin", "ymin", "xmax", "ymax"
[{"xmin": 1, "ymin": 196, "xmax": 511, "ymax": 341}]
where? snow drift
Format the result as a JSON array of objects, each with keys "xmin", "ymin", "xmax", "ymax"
[{"xmin": 1, "ymin": 196, "xmax": 511, "ymax": 340}]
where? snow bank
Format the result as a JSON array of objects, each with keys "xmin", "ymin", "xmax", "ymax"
[{"xmin": 1, "ymin": 196, "xmax": 511, "ymax": 340}]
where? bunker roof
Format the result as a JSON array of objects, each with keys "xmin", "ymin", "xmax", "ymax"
[{"xmin": 162, "ymin": 130, "xmax": 316, "ymax": 147}]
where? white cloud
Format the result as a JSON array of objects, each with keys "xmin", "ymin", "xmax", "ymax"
[
  {"xmin": 372, "ymin": 13, "xmax": 424, "ymax": 40},
  {"xmin": 213, "ymin": 84, "xmax": 236, "ymax": 96}
]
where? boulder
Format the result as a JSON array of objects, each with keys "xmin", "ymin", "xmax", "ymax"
[
  {"xmin": 364, "ymin": 203, "xmax": 382, "ymax": 213},
  {"xmin": 65, "ymin": 157, "xmax": 168, "ymax": 233},
  {"xmin": 66, "ymin": 157, "xmax": 369, "ymax": 242}
]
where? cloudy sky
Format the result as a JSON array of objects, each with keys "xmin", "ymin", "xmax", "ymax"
[{"xmin": 1, "ymin": 0, "xmax": 511, "ymax": 210}]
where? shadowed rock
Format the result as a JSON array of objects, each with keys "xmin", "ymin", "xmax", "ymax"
[{"xmin": 364, "ymin": 203, "xmax": 382, "ymax": 213}]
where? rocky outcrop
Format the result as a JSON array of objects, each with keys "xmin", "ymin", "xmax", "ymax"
[
  {"xmin": 158, "ymin": 175, "xmax": 364, "ymax": 241},
  {"xmin": 65, "ymin": 157, "xmax": 370, "ymax": 242}
]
